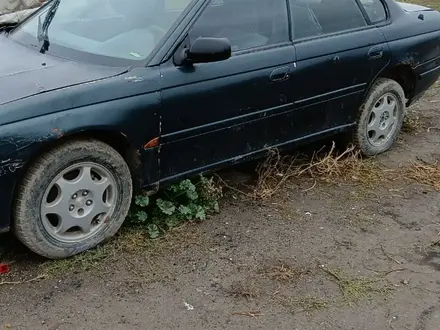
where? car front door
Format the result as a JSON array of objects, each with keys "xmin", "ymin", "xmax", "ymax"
[
  {"xmin": 158, "ymin": 0, "xmax": 295, "ymax": 181},
  {"xmin": 288, "ymin": 0, "xmax": 390, "ymax": 131}
]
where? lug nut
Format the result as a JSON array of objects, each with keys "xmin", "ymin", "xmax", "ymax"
[
  {"xmin": 69, "ymin": 205, "xmax": 74, "ymax": 211},
  {"xmin": 83, "ymin": 191, "xmax": 89, "ymax": 196},
  {"xmin": 72, "ymin": 194, "xmax": 77, "ymax": 199},
  {"xmin": 86, "ymin": 200, "xmax": 93, "ymax": 206}
]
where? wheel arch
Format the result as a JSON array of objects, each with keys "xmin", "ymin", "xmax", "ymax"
[
  {"xmin": 377, "ymin": 64, "xmax": 417, "ymax": 105},
  {"xmin": 9, "ymin": 128, "xmax": 142, "ymax": 228},
  {"xmin": 19, "ymin": 128, "xmax": 139, "ymax": 175},
  {"xmin": 12, "ymin": 136, "xmax": 135, "ymax": 259}
]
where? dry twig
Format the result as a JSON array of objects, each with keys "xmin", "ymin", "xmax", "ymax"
[
  {"xmin": 250, "ymin": 142, "xmax": 383, "ymax": 199},
  {"xmin": 0, "ymin": 274, "xmax": 46, "ymax": 286},
  {"xmin": 232, "ymin": 311, "xmax": 264, "ymax": 318},
  {"xmin": 381, "ymin": 245, "xmax": 402, "ymax": 265}
]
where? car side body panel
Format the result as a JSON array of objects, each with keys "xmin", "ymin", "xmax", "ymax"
[
  {"xmin": 380, "ymin": 4, "xmax": 440, "ymax": 103},
  {"xmin": 1, "ymin": 0, "xmax": 440, "ymax": 232},
  {"xmin": 0, "ymin": 67, "xmax": 162, "ymax": 229},
  {"xmin": 294, "ymin": 27, "xmax": 391, "ymax": 130},
  {"xmin": 159, "ymin": 44, "xmax": 298, "ymax": 181}
]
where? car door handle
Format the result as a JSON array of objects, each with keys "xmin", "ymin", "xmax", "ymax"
[
  {"xmin": 368, "ymin": 46, "xmax": 384, "ymax": 60},
  {"xmin": 269, "ymin": 66, "xmax": 291, "ymax": 82}
]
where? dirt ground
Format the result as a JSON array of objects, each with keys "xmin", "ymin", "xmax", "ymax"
[{"xmin": 0, "ymin": 78, "xmax": 440, "ymax": 330}]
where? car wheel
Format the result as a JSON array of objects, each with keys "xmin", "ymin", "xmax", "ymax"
[
  {"xmin": 14, "ymin": 139, "xmax": 133, "ymax": 259},
  {"xmin": 354, "ymin": 78, "xmax": 405, "ymax": 156}
]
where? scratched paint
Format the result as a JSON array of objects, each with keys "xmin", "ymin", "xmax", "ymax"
[
  {"xmin": 0, "ymin": 134, "xmax": 50, "ymax": 155},
  {"xmin": 0, "ymin": 159, "xmax": 24, "ymax": 176},
  {"xmin": 0, "ymin": 129, "xmax": 63, "ymax": 177},
  {"xmin": 125, "ymin": 76, "xmax": 144, "ymax": 83},
  {"xmin": 399, "ymin": 53, "xmax": 420, "ymax": 67}
]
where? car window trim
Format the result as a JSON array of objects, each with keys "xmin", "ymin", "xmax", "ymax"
[
  {"xmin": 142, "ymin": 0, "xmax": 199, "ymax": 67},
  {"xmin": 377, "ymin": 0, "xmax": 393, "ymax": 26},
  {"xmin": 291, "ymin": 24, "xmax": 375, "ymax": 44},
  {"xmin": 355, "ymin": 0, "xmax": 390, "ymax": 26},
  {"xmin": 355, "ymin": 0, "xmax": 374, "ymax": 25},
  {"xmin": 158, "ymin": 0, "xmax": 293, "ymax": 65},
  {"xmin": 156, "ymin": 0, "xmax": 211, "ymax": 65},
  {"xmin": 288, "ymin": 0, "xmax": 372, "ymax": 42},
  {"xmin": 232, "ymin": 41, "xmax": 294, "ymax": 57},
  {"xmin": 149, "ymin": 0, "xmax": 205, "ymax": 67},
  {"xmin": 285, "ymin": 0, "xmax": 294, "ymax": 42}
]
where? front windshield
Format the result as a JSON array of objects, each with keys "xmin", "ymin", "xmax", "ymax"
[{"xmin": 10, "ymin": 0, "xmax": 193, "ymax": 63}]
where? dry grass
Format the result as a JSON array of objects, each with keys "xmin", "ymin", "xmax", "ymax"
[
  {"xmin": 262, "ymin": 263, "xmax": 308, "ymax": 283},
  {"xmin": 228, "ymin": 280, "xmax": 260, "ymax": 301},
  {"xmin": 39, "ymin": 224, "xmax": 205, "ymax": 278},
  {"xmin": 282, "ymin": 295, "xmax": 329, "ymax": 314},
  {"xmin": 405, "ymin": 160, "xmax": 440, "ymax": 191},
  {"xmin": 232, "ymin": 311, "xmax": 264, "ymax": 318},
  {"xmin": 0, "ymin": 274, "xmax": 46, "ymax": 286},
  {"xmin": 40, "ymin": 245, "xmax": 112, "ymax": 277},
  {"xmin": 402, "ymin": 111, "xmax": 423, "ymax": 134},
  {"xmin": 322, "ymin": 266, "xmax": 393, "ymax": 305},
  {"xmin": 245, "ymin": 142, "xmax": 385, "ymax": 200},
  {"xmin": 401, "ymin": 0, "xmax": 440, "ymax": 10}
]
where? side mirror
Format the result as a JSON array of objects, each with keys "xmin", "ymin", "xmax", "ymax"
[{"xmin": 175, "ymin": 37, "xmax": 232, "ymax": 66}]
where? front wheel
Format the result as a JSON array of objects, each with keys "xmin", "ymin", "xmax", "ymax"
[
  {"xmin": 14, "ymin": 139, "xmax": 133, "ymax": 259},
  {"xmin": 354, "ymin": 78, "xmax": 405, "ymax": 156}
]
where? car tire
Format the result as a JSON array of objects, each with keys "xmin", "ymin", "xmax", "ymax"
[
  {"xmin": 13, "ymin": 139, "xmax": 133, "ymax": 259},
  {"xmin": 354, "ymin": 78, "xmax": 405, "ymax": 156}
]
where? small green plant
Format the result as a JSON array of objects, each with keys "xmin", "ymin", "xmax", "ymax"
[
  {"xmin": 134, "ymin": 195, "xmax": 150, "ymax": 222},
  {"xmin": 130, "ymin": 175, "xmax": 222, "ymax": 238},
  {"xmin": 31, "ymin": 177, "xmax": 222, "ymax": 279},
  {"xmin": 322, "ymin": 266, "xmax": 393, "ymax": 305}
]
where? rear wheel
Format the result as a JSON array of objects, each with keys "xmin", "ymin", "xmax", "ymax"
[
  {"xmin": 14, "ymin": 139, "xmax": 133, "ymax": 259},
  {"xmin": 354, "ymin": 78, "xmax": 405, "ymax": 156}
]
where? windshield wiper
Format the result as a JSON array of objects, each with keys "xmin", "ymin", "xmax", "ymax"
[{"xmin": 37, "ymin": 0, "xmax": 61, "ymax": 53}]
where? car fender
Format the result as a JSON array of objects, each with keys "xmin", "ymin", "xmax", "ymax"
[{"xmin": 0, "ymin": 71, "xmax": 162, "ymax": 230}]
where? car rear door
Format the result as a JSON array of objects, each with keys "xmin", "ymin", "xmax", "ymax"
[
  {"xmin": 288, "ymin": 0, "xmax": 390, "ymax": 130},
  {"xmin": 158, "ymin": 0, "xmax": 296, "ymax": 181}
]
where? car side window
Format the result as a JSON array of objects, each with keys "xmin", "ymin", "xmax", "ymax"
[
  {"xmin": 289, "ymin": 0, "xmax": 367, "ymax": 40},
  {"xmin": 359, "ymin": 0, "xmax": 387, "ymax": 24},
  {"xmin": 189, "ymin": 0, "xmax": 290, "ymax": 52}
]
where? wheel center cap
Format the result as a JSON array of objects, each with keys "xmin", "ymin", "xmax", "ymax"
[
  {"xmin": 380, "ymin": 111, "xmax": 390, "ymax": 126},
  {"xmin": 69, "ymin": 190, "xmax": 94, "ymax": 217},
  {"xmin": 74, "ymin": 197, "xmax": 85, "ymax": 207}
]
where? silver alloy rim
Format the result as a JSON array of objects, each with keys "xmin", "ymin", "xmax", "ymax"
[
  {"xmin": 40, "ymin": 162, "xmax": 117, "ymax": 243},
  {"xmin": 367, "ymin": 92, "xmax": 399, "ymax": 147}
]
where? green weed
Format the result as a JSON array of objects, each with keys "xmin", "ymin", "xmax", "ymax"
[
  {"xmin": 36, "ymin": 176, "xmax": 222, "ymax": 278},
  {"xmin": 322, "ymin": 266, "xmax": 393, "ymax": 305},
  {"xmin": 282, "ymin": 295, "xmax": 329, "ymax": 314},
  {"xmin": 130, "ymin": 175, "xmax": 222, "ymax": 238}
]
